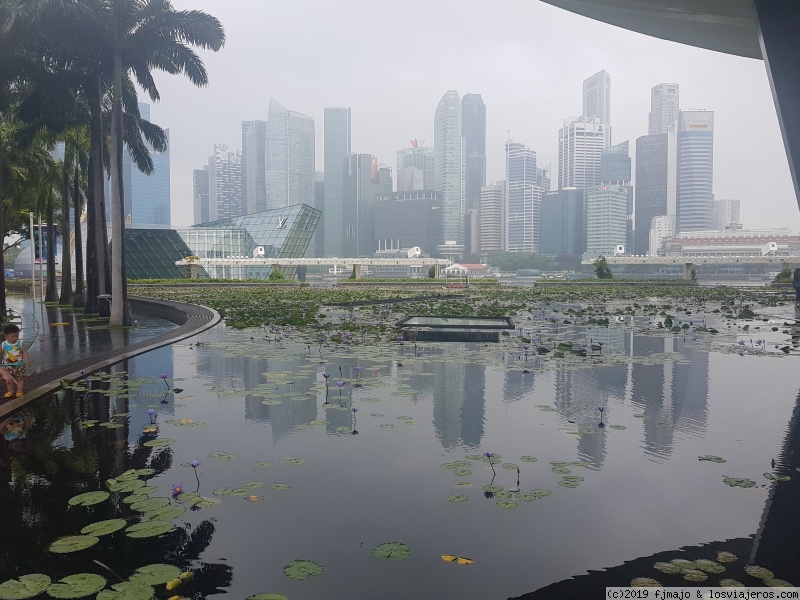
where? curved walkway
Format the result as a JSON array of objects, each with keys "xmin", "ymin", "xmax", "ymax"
[{"xmin": 0, "ymin": 296, "xmax": 221, "ymax": 419}]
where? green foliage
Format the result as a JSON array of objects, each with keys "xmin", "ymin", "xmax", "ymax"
[
  {"xmin": 594, "ymin": 256, "xmax": 613, "ymax": 280},
  {"xmin": 267, "ymin": 268, "xmax": 285, "ymax": 281},
  {"xmin": 46, "ymin": 574, "xmax": 106, "ymax": 599},
  {"xmin": 0, "ymin": 575, "xmax": 51, "ymax": 599},
  {"xmin": 372, "ymin": 542, "xmax": 411, "ymax": 561},
  {"xmin": 283, "ymin": 560, "xmax": 323, "ymax": 580},
  {"xmin": 428, "ymin": 266, "xmax": 436, "ymax": 278},
  {"xmin": 485, "ymin": 252, "xmax": 561, "ymax": 272},
  {"xmin": 773, "ymin": 262, "xmax": 793, "ymax": 283}
]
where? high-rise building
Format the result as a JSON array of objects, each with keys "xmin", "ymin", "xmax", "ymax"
[
  {"xmin": 676, "ymin": 110, "xmax": 714, "ymax": 232},
  {"xmin": 505, "ymin": 140, "xmax": 544, "ymax": 253},
  {"xmin": 434, "ymin": 90, "xmax": 465, "ymax": 244},
  {"xmin": 585, "ymin": 185, "xmax": 628, "ymax": 259},
  {"xmin": 192, "ymin": 167, "xmax": 210, "ymax": 225},
  {"xmin": 480, "ymin": 182, "xmax": 505, "ymax": 254},
  {"xmin": 397, "ymin": 143, "xmax": 434, "ymax": 191},
  {"xmin": 314, "ymin": 171, "xmax": 324, "ymax": 256},
  {"xmin": 601, "ymin": 141, "xmax": 633, "ymax": 250},
  {"xmin": 462, "ymin": 93, "xmax": 486, "ymax": 211},
  {"xmin": 264, "ymin": 98, "xmax": 315, "ymax": 212},
  {"xmin": 583, "ymin": 70, "xmax": 611, "ymax": 126},
  {"xmin": 208, "ymin": 144, "xmax": 242, "ymax": 222},
  {"xmin": 374, "ymin": 190, "xmax": 442, "ymax": 255},
  {"xmin": 558, "ymin": 117, "xmax": 609, "ymax": 189},
  {"xmin": 649, "ymin": 215, "xmax": 675, "ymax": 256},
  {"xmin": 634, "ymin": 133, "xmax": 669, "ymax": 255},
  {"xmin": 540, "ymin": 188, "xmax": 585, "ymax": 259},
  {"xmin": 323, "ymin": 107, "xmax": 351, "ymax": 257},
  {"xmin": 342, "ymin": 155, "xmax": 391, "ymax": 257},
  {"xmin": 713, "ymin": 198, "xmax": 742, "ymax": 230},
  {"xmin": 649, "ymin": 83, "xmax": 680, "ymax": 135},
  {"xmin": 242, "ymin": 120, "xmax": 267, "ymax": 214}
]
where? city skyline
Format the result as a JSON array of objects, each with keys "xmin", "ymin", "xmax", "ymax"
[{"xmin": 154, "ymin": 0, "xmax": 796, "ymax": 233}]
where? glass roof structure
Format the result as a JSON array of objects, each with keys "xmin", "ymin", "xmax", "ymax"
[{"xmin": 126, "ymin": 229, "xmax": 207, "ymax": 280}]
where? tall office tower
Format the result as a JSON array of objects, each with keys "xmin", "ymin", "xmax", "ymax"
[
  {"xmin": 323, "ymin": 107, "xmax": 351, "ymax": 257},
  {"xmin": 480, "ymin": 182, "xmax": 506, "ymax": 254},
  {"xmin": 462, "ymin": 93, "xmax": 486, "ymax": 211},
  {"xmin": 505, "ymin": 140, "xmax": 544, "ymax": 253},
  {"xmin": 105, "ymin": 102, "xmax": 171, "ymax": 226},
  {"xmin": 634, "ymin": 133, "xmax": 669, "ymax": 254},
  {"xmin": 242, "ymin": 120, "xmax": 267, "ymax": 214},
  {"xmin": 601, "ymin": 141, "xmax": 633, "ymax": 249},
  {"xmin": 314, "ymin": 171, "xmax": 324, "ymax": 256},
  {"xmin": 585, "ymin": 185, "xmax": 628, "ymax": 259},
  {"xmin": 208, "ymin": 144, "xmax": 243, "ymax": 222},
  {"xmin": 374, "ymin": 190, "xmax": 442, "ymax": 255},
  {"xmin": 676, "ymin": 110, "xmax": 714, "ymax": 232},
  {"xmin": 396, "ymin": 143, "xmax": 435, "ymax": 191},
  {"xmin": 342, "ymin": 155, "xmax": 391, "ymax": 257},
  {"xmin": 649, "ymin": 215, "xmax": 675, "ymax": 256},
  {"xmin": 713, "ymin": 198, "xmax": 742, "ymax": 229},
  {"xmin": 192, "ymin": 166, "xmax": 210, "ymax": 225},
  {"xmin": 434, "ymin": 90, "xmax": 465, "ymax": 244},
  {"xmin": 264, "ymin": 98, "xmax": 315, "ymax": 212},
  {"xmin": 558, "ymin": 117, "xmax": 609, "ymax": 189},
  {"xmin": 583, "ymin": 70, "xmax": 611, "ymax": 126},
  {"xmin": 649, "ymin": 83, "xmax": 680, "ymax": 135},
  {"xmin": 540, "ymin": 188, "xmax": 585, "ymax": 260}
]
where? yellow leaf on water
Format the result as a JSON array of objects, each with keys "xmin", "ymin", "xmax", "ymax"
[
  {"xmin": 165, "ymin": 578, "xmax": 183, "ymax": 591},
  {"xmin": 456, "ymin": 557, "xmax": 475, "ymax": 565},
  {"xmin": 441, "ymin": 555, "xmax": 458, "ymax": 562}
]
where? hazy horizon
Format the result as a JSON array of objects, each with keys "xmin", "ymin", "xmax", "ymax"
[{"xmin": 148, "ymin": 0, "xmax": 798, "ymax": 232}]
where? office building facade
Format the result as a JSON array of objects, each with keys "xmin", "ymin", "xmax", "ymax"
[
  {"xmin": 264, "ymin": 99, "xmax": 315, "ymax": 212},
  {"xmin": 397, "ymin": 144, "xmax": 434, "ymax": 192},
  {"xmin": 323, "ymin": 107, "xmax": 351, "ymax": 256},
  {"xmin": 342, "ymin": 155, "xmax": 392, "ymax": 257},
  {"xmin": 434, "ymin": 90, "xmax": 465, "ymax": 244},
  {"xmin": 558, "ymin": 117, "xmax": 609, "ymax": 189},
  {"xmin": 634, "ymin": 133, "xmax": 669, "ymax": 255},
  {"xmin": 242, "ymin": 120, "xmax": 267, "ymax": 214},
  {"xmin": 374, "ymin": 190, "xmax": 442, "ymax": 255},
  {"xmin": 505, "ymin": 140, "xmax": 544, "ymax": 253},
  {"xmin": 207, "ymin": 144, "xmax": 243, "ymax": 222},
  {"xmin": 192, "ymin": 167, "xmax": 210, "ymax": 225},
  {"xmin": 649, "ymin": 215, "xmax": 675, "ymax": 256},
  {"xmin": 676, "ymin": 110, "xmax": 714, "ymax": 232},
  {"xmin": 585, "ymin": 185, "xmax": 628, "ymax": 259},
  {"xmin": 540, "ymin": 188, "xmax": 585, "ymax": 259},
  {"xmin": 480, "ymin": 183, "xmax": 505, "ymax": 254},
  {"xmin": 462, "ymin": 93, "xmax": 487, "ymax": 211},
  {"xmin": 649, "ymin": 83, "xmax": 680, "ymax": 136},
  {"xmin": 583, "ymin": 70, "xmax": 611, "ymax": 126},
  {"xmin": 713, "ymin": 198, "xmax": 742, "ymax": 230}
]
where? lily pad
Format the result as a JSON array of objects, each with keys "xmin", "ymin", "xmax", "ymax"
[
  {"xmin": 122, "ymin": 488, "xmax": 158, "ymax": 504},
  {"xmin": 125, "ymin": 520, "xmax": 174, "ymax": 539},
  {"xmin": 116, "ymin": 468, "xmax": 156, "ymax": 480},
  {"xmin": 520, "ymin": 456, "xmax": 538, "ymax": 462},
  {"xmin": 551, "ymin": 467, "xmax": 571, "ymax": 475},
  {"xmin": 177, "ymin": 493, "xmax": 220, "ymax": 508},
  {"xmin": 723, "ymin": 476, "xmax": 757, "ymax": 488},
  {"xmin": 108, "ymin": 479, "xmax": 145, "ymax": 494},
  {"xmin": 516, "ymin": 489, "xmax": 552, "ymax": 502},
  {"xmin": 744, "ymin": 565, "xmax": 774, "ymax": 580},
  {"xmin": 0, "ymin": 575, "xmax": 51, "ymax": 599},
  {"xmin": 96, "ymin": 581, "xmax": 154, "ymax": 600},
  {"xmin": 496, "ymin": 500, "xmax": 518, "ymax": 509},
  {"xmin": 483, "ymin": 485, "xmax": 504, "ymax": 494},
  {"xmin": 253, "ymin": 461, "xmax": 274, "ymax": 470},
  {"xmin": 764, "ymin": 472, "xmax": 790, "ymax": 482},
  {"xmin": 557, "ymin": 479, "xmax": 580, "ymax": 488},
  {"xmin": 717, "ymin": 551, "xmax": 738, "ymax": 563},
  {"xmin": 682, "ymin": 569, "xmax": 708, "ymax": 582},
  {"xmin": 698, "ymin": 455, "xmax": 726, "ymax": 463},
  {"xmin": 209, "ymin": 451, "xmax": 238, "ymax": 461},
  {"xmin": 68, "ymin": 491, "xmax": 110, "ymax": 507},
  {"xmin": 465, "ymin": 454, "xmax": 484, "ymax": 460},
  {"xmin": 283, "ymin": 457, "xmax": 306, "ymax": 465},
  {"xmin": 719, "ymin": 579, "xmax": 745, "ymax": 587},
  {"xmin": 653, "ymin": 562, "xmax": 680, "ymax": 574},
  {"xmin": 380, "ymin": 424, "xmax": 394, "ymax": 429},
  {"xmin": 270, "ymin": 483, "xmax": 292, "ymax": 491},
  {"xmin": 453, "ymin": 469, "xmax": 472, "ymax": 476},
  {"xmin": 283, "ymin": 559, "xmax": 323, "ymax": 580},
  {"xmin": 128, "ymin": 564, "xmax": 181, "ymax": 586},
  {"xmin": 246, "ymin": 595, "xmax": 288, "ymax": 600},
  {"xmin": 47, "ymin": 574, "xmax": 106, "ymax": 598},
  {"xmin": 694, "ymin": 559, "xmax": 724, "ymax": 573},
  {"xmin": 143, "ymin": 438, "xmax": 174, "ymax": 448},
  {"xmin": 143, "ymin": 505, "xmax": 186, "ymax": 521},
  {"xmin": 501, "ymin": 463, "xmax": 519, "ymax": 470},
  {"xmin": 448, "ymin": 494, "xmax": 468, "ymax": 503},
  {"xmin": 372, "ymin": 542, "xmax": 411, "ymax": 561},
  {"xmin": 670, "ymin": 559, "xmax": 696, "ymax": 571},
  {"xmin": 630, "ymin": 578, "xmax": 661, "ymax": 587},
  {"xmin": 766, "ymin": 579, "xmax": 794, "ymax": 587},
  {"xmin": 80, "ymin": 519, "xmax": 127, "ymax": 536},
  {"xmin": 129, "ymin": 497, "xmax": 170, "ymax": 513},
  {"xmin": 48, "ymin": 536, "xmax": 99, "ymax": 554}
]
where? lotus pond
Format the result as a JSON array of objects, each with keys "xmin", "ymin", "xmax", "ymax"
[{"xmin": 1, "ymin": 285, "xmax": 799, "ymax": 599}]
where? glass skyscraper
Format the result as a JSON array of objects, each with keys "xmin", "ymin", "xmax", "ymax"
[
  {"xmin": 342, "ymin": 155, "xmax": 392, "ymax": 257},
  {"xmin": 264, "ymin": 99, "xmax": 315, "ymax": 212},
  {"xmin": 462, "ymin": 93, "xmax": 486, "ymax": 212},
  {"xmin": 676, "ymin": 110, "xmax": 714, "ymax": 232},
  {"xmin": 396, "ymin": 144, "xmax": 434, "ymax": 192},
  {"xmin": 585, "ymin": 185, "xmax": 628, "ymax": 259},
  {"xmin": 434, "ymin": 90, "xmax": 464, "ymax": 244},
  {"xmin": 505, "ymin": 140, "xmax": 544, "ymax": 253},
  {"xmin": 242, "ymin": 120, "xmax": 267, "ymax": 214},
  {"xmin": 323, "ymin": 107, "xmax": 351, "ymax": 257},
  {"xmin": 649, "ymin": 83, "xmax": 680, "ymax": 136},
  {"xmin": 634, "ymin": 133, "xmax": 669, "ymax": 254}
]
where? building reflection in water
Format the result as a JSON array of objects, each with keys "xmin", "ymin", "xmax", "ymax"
[{"xmin": 432, "ymin": 360, "xmax": 486, "ymax": 450}]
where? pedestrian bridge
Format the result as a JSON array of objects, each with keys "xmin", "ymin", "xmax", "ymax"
[
  {"xmin": 175, "ymin": 257, "xmax": 453, "ymax": 279},
  {"xmin": 582, "ymin": 255, "xmax": 800, "ymax": 280}
]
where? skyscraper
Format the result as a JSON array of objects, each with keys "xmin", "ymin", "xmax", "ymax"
[
  {"xmin": 540, "ymin": 188, "xmax": 585, "ymax": 260},
  {"xmin": 323, "ymin": 107, "xmax": 351, "ymax": 257},
  {"xmin": 634, "ymin": 133, "xmax": 669, "ymax": 255},
  {"xmin": 676, "ymin": 110, "xmax": 714, "ymax": 232},
  {"xmin": 208, "ymin": 144, "xmax": 242, "ymax": 222},
  {"xmin": 713, "ymin": 198, "xmax": 742, "ymax": 230},
  {"xmin": 480, "ymin": 182, "xmax": 505, "ymax": 254},
  {"xmin": 585, "ymin": 185, "xmax": 628, "ymax": 259},
  {"xmin": 264, "ymin": 99, "xmax": 315, "ymax": 212},
  {"xmin": 243, "ymin": 120, "xmax": 267, "ymax": 214},
  {"xmin": 505, "ymin": 140, "xmax": 544, "ymax": 253},
  {"xmin": 342, "ymin": 155, "xmax": 392, "ymax": 257},
  {"xmin": 601, "ymin": 141, "xmax": 633, "ymax": 250},
  {"xmin": 434, "ymin": 90, "xmax": 464, "ymax": 244},
  {"xmin": 649, "ymin": 83, "xmax": 680, "ymax": 135},
  {"xmin": 192, "ymin": 166, "xmax": 210, "ymax": 225},
  {"xmin": 558, "ymin": 117, "xmax": 609, "ymax": 189},
  {"xmin": 396, "ymin": 143, "xmax": 434, "ymax": 192},
  {"xmin": 462, "ymin": 93, "xmax": 486, "ymax": 211},
  {"xmin": 583, "ymin": 70, "xmax": 611, "ymax": 126}
]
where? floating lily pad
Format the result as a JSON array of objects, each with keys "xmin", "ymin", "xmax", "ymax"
[
  {"xmin": 373, "ymin": 542, "xmax": 411, "ymax": 561},
  {"xmin": 107, "ymin": 479, "xmax": 145, "ymax": 494},
  {"xmin": 0, "ymin": 574, "xmax": 51, "ymax": 599},
  {"xmin": 143, "ymin": 438, "xmax": 174, "ymax": 448},
  {"xmin": 448, "ymin": 494, "xmax": 468, "ymax": 503},
  {"xmin": 608, "ymin": 425, "xmax": 627, "ymax": 430},
  {"xmin": 440, "ymin": 463, "xmax": 459, "ymax": 469},
  {"xmin": 209, "ymin": 451, "xmax": 238, "ymax": 461},
  {"xmin": 47, "ymin": 574, "xmax": 106, "ymax": 598},
  {"xmin": 453, "ymin": 469, "xmax": 471, "ymax": 476},
  {"xmin": 253, "ymin": 461, "xmax": 274, "ymax": 470},
  {"xmin": 380, "ymin": 424, "xmax": 394, "ymax": 429},
  {"xmin": 520, "ymin": 456, "xmax": 538, "ymax": 462},
  {"xmin": 723, "ymin": 476, "xmax": 757, "ymax": 488},
  {"xmin": 483, "ymin": 485, "xmax": 504, "ymax": 494},
  {"xmin": 122, "ymin": 488, "xmax": 158, "ymax": 504},
  {"xmin": 557, "ymin": 479, "xmax": 580, "ymax": 488},
  {"xmin": 630, "ymin": 578, "xmax": 661, "ymax": 587},
  {"xmin": 68, "ymin": 491, "xmax": 110, "ymax": 507},
  {"xmin": 98, "ymin": 422, "xmax": 123, "ymax": 429},
  {"xmin": 694, "ymin": 559, "xmax": 724, "ymax": 573},
  {"xmin": 128, "ymin": 564, "xmax": 181, "ymax": 586},
  {"xmin": 283, "ymin": 560, "xmax": 323, "ymax": 580},
  {"xmin": 283, "ymin": 457, "xmax": 306, "ymax": 465},
  {"xmin": 270, "ymin": 483, "xmax": 292, "ymax": 491},
  {"xmin": 96, "ymin": 581, "xmax": 154, "ymax": 600},
  {"xmin": 766, "ymin": 579, "xmax": 794, "ymax": 587},
  {"xmin": 744, "ymin": 565, "xmax": 774, "ymax": 580},
  {"xmin": 501, "ymin": 463, "xmax": 519, "ymax": 470},
  {"xmin": 552, "ymin": 467, "xmax": 571, "ymax": 475},
  {"xmin": 143, "ymin": 505, "xmax": 186, "ymax": 521},
  {"xmin": 562, "ymin": 475, "xmax": 584, "ymax": 483},
  {"xmin": 246, "ymin": 595, "xmax": 288, "ymax": 600},
  {"xmin": 80, "ymin": 519, "xmax": 127, "ymax": 536},
  {"xmin": 682, "ymin": 569, "xmax": 708, "ymax": 582},
  {"xmin": 719, "ymin": 579, "xmax": 745, "ymax": 587},
  {"xmin": 465, "ymin": 454, "xmax": 484, "ymax": 460},
  {"xmin": 670, "ymin": 559, "xmax": 696, "ymax": 570},
  {"xmin": 494, "ymin": 490, "xmax": 512, "ymax": 499},
  {"xmin": 177, "ymin": 493, "xmax": 220, "ymax": 508},
  {"xmin": 496, "ymin": 500, "xmax": 518, "ymax": 509},
  {"xmin": 403, "ymin": 421, "xmax": 417, "ymax": 425},
  {"xmin": 360, "ymin": 397, "xmax": 381, "ymax": 403},
  {"xmin": 764, "ymin": 472, "xmax": 790, "ymax": 482},
  {"xmin": 125, "ymin": 520, "xmax": 174, "ymax": 539},
  {"xmin": 698, "ymin": 455, "xmax": 726, "ymax": 463},
  {"xmin": 261, "ymin": 399, "xmax": 283, "ymax": 406},
  {"xmin": 369, "ymin": 413, "xmax": 385, "ymax": 417},
  {"xmin": 48, "ymin": 536, "xmax": 99, "ymax": 554},
  {"xmin": 717, "ymin": 551, "xmax": 738, "ymax": 563},
  {"xmin": 129, "ymin": 497, "xmax": 170, "ymax": 513},
  {"xmin": 653, "ymin": 562, "xmax": 680, "ymax": 574},
  {"xmin": 516, "ymin": 489, "xmax": 553, "ymax": 502},
  {"xmin": 116, "ymin": 468, "xmax": 156, "ymax": 480}
]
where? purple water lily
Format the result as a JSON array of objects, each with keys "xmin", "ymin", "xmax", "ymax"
[
  {"xmin": 171, "ymin": 483, "xmax": 184, "ymax": 497},
  {"xmin": 336, "ymin": 379, "xmax": 345, "ymax": 389},
  {"xmin": 160, "ymin": 374, "xmax": 171, "ymax": 390}
]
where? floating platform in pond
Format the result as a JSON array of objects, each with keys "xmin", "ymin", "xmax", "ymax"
[{"xmin": 396, "ymin": 315, "xmax": 515, "ymax": 343}]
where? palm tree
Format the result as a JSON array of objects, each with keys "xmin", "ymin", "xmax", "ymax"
[{"xmin": 59, "ymin": 127, "xmax": 89, "ymax": 305}]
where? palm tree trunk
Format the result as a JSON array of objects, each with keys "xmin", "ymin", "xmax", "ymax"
[
  {"xmin": 110, "ymin": 54, "xmax": 127, "ymax": 327},
  {"xmin": 85, "ymin": 76, "xmax": 106, "ymax": 314},
  {"xmin": 59, "ymin": 163, "xmax": 72, "ymax": 305},
  {"xmin": 73, "ymin": 169, "xmax": 84, "ymax": 307},
  {"xmin": 0, "ymin": 200, "xmax": 6, "ymax": 321},
  {"xmin": 45, "ymin": 189, "xmax": 58, "ymax": 302}
]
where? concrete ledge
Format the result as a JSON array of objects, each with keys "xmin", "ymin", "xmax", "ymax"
[{"xmin": 0, "ymin": 296, "xmax": 221, "ymax": 420}]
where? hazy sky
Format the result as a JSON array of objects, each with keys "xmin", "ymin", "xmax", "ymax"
[{"xmin": 152, "ymin": 0, "xmax": 798, "ymax": 230}]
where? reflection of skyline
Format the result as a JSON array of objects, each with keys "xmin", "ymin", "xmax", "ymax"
[{"xmin": 432, "ymin": 360, "xmax": 485, "ymax": 449}]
